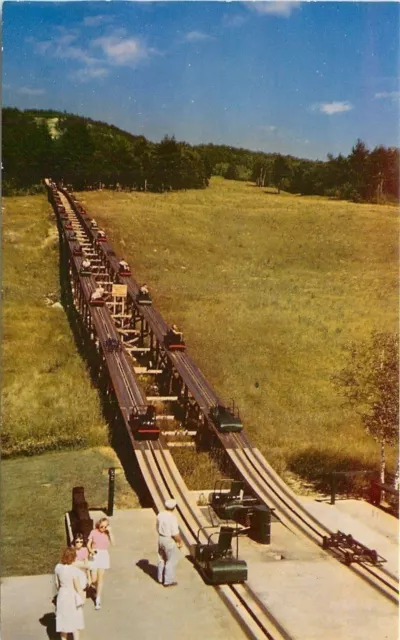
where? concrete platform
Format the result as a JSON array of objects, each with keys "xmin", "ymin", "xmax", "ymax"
[
  {"xmin": 1, "ymin": 509, "xmax": 247, "ymax": 640},
  {"xmin": 239, "ymin": 521, "xmax": 398, "ymax": 640},
  {"xmin": 298, "ymin": 497, "xmax": 399, "ymax": 577},
  {"xmin": 1, "ymin": 501, "xmax": 398, "ymax": 640}
]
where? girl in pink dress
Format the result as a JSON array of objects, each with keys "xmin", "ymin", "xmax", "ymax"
[
  {"xmin": 73, "ymin": 533, "xmax": 90, "ymax": 591},
  {"xmin": 88, "ymin": 517, "xmax": 114, "ymax": 610}
]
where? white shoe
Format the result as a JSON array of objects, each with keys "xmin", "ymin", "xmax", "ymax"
[{"xmin": 95, "ymin": 598, "xmax": 101, "ymax": 610}]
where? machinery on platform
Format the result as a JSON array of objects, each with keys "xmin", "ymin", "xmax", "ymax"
[
  {"xmin": 68, "ymin": 486, "xmax": 93, "ymax": 542},
  {"xmin": 129, "ymin": 405, "xmax": 160, "ymax": 440},
  {"xmin": 209, "ymin": 402, "xmax": 242, "ymax": 433},
  {"xmin": 73, "ymin": 244, "xmax": 83, "ymax": 256},
  {"xmin": 322, "ymin": 531, "xmax": 387, "ymax": 566},
  {"xmin": 210, "ymin": 479, "xmax": 273, "ymax": 544},
  {"xmin": 211, "ymin": 480, "xmax": 254, "ymax": 521},
  {"xmin": 191, "ymin": 525, "xmax": 247, "ymax": 585},
  {"xmin": 97, "ymin": 230, "xmax": 107, "ymax": 242}
]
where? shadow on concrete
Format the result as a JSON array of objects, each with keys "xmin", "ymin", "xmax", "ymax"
[
  {"xmin": 136, "ymin": 559, "xmax": 159, "ymax": 583},
  {"xmin": 39, "ymin": 612, "xmax": 58, "ymax": 639}
]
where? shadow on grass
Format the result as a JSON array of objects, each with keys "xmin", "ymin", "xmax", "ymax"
[
  {"xmin": 288, "ymin": 447, "xmax": 377, "ymax": 495},
  {"xmin": 108, "ymin": 407, "xmax": 153, "ymax": 508},
  {"xmin": 136, "ymin": 559, "xmax": 158, "ymax": 583},
  {"xmin": 39, "ymin": 612, "xmax": 58, "ymax": 640}
]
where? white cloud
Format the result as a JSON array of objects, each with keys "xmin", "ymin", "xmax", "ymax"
[
  {"xmin": 32, "ymin": 34, "xmax": 96, "ymax": 67},
  {"xmin": 54, "ymin": 43, "xmax": 98, "ymax": 66},
  {"xmin": 18, "ymin": 87, "xmax": 45, "ymax": 96},
  {"xmin": 92, "ymin": 35, "xmax": 152, "ymax": 65},
  {"xmin": 261, "ymin": 125, "xmax": 278, "ymax": 132},
  {"xmin": 55, "ymin": 31, "xmax": 79, "ymax": 47},
  {"xmin": 70, "ymin": 67, "xmax": 109, "ymax": 83},
  {"xmin": 246, "ymin": 2, "xmax": 302, "ymax": 18},
  {"xmin": 34, "ymin": 41, "xmax": 52, "ymax": 55},
  {"xmin": 83, "ymin": 15, "xmax": 112, "ymax": 27},
  {"xmin": 222, "ymin": 14, "xmax": 247, "ymax": 28},
  {"xmin": 29, "ymin": 28, "xmax": 155, "ymax": 83},
  {"xmin": 374, "ymin": 91, "xmax": 400, "ymax": 100},
  {"xmin": 313, "ymin": 101, "xmax": 354, "ymax": 115},
  {"xmin": 184, "ymin": 31, "xmax": 212, "ymax": 42}
]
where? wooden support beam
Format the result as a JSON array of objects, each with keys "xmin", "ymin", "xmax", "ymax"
[
  {"xmin": 167, "ymin": 442, "xmax": 196, "ymax": 448},
  {"xmin": 134, "ymin": 367, "xmax": 163, "ymax": 374},
  {"xmin": 162, "ymin": 430, "xmax": 197, "ymax": 436},
  {"xmin": 117, "ymin": 329, "xmax": 140, "ymax": 334},
  {"xmin": 146, "ymin": 396, "xmax": 178, "ymax": 401},
  {"xmin": 111, "ymin": 314, "xmax": 135, "ymax": 319}
]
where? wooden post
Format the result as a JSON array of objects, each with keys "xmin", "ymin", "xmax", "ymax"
[{"xmin": 330, "ymin": 474, "xmax": 337, "ymax": 505}]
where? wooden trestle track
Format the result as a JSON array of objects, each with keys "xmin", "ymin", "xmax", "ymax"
[{"xmin": 45, "ymin": 179, "xmax": 398, "ymax": 636}]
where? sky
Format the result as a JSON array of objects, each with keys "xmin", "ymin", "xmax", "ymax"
[{"xmin": 3, "ymin": 1, "xmax": 400, "ymax": 160}]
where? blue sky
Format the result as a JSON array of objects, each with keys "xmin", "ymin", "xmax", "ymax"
[{"xmin": 3, "ymin": 1, "xmax": 400, "ymax": 160}]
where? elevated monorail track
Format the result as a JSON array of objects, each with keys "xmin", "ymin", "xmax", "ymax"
[{"xmin": 46, "ymin": 180, "xmax": 398, "ymax": 624}]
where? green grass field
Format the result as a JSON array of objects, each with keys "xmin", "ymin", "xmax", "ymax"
[
  {"xmin": 1, "ymin": 180, "xmax": 398, "ymax": 575},
  {"xmin": 1, "ymin": 447, "xmax": 139, "ymax": 576},
  {"xmin": 2, "ymin": 195, "xmax": 107, "ymax": 455},
  {"xmin": 76, "ymin": 177, "xmax": 398, "ymax": 482}
]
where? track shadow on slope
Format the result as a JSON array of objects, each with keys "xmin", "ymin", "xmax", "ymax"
[
  {"xmin": 108, "ymin": 405, "xmax": 154, "ymax": 508},
  {"xmin": 288, "ymin": 447, "xmax": 377, "ymax": 496},
  {"xmin": 55, "ymin": 211, "xmax": 153, "ymax": 509}
]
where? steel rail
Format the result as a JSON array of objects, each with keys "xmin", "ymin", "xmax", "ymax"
[{"xmin": 148, "ymin": 440, "xmax": 291, "ymax": 639}]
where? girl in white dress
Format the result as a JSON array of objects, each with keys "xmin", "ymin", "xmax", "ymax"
[{"xmin": 54, "ymin": 547, "xmax": 85, "ymax": 640}]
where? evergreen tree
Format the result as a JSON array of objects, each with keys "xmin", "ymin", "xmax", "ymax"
[{"xmin": 272, "ymin": 155, "xmax": 291, "ymax": 193}]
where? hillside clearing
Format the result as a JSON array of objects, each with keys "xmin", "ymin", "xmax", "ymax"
[{"xmin": 76, "ymin": 177, "xmax": 399, "ymax": 484}]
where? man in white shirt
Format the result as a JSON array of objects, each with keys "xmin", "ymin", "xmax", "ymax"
[{"xmin": 156, "ymin": 499, "xmax": 183, "ymax": 587}]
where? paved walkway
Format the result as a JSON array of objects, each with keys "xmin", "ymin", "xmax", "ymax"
[
  {"xmin": 2, "ymin": 500, "xmax": 398, "ymax": 640},
  {"xmin": 1, "ymin": 509, "xmax": 246, "ymax": 640}
]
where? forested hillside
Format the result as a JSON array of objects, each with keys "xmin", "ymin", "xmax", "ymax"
[{"xmin": 2, "ymin": 107, "xmax": 399, "ymax": 203}]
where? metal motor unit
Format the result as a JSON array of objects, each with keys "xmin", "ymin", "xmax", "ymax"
[{"xmin": 191, "ymin": 525, "xmax": 248, "ymax": 585}]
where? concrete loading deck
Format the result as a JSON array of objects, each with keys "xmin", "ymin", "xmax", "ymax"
[{"xmin": 1, "ymin": 499, "xmax": 398, "ymax": 640}]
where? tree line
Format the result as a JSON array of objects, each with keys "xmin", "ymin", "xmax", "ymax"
[
  {"xmin": 250, "ymin": 141, "xmax": 399, "ymax": 203},
  {"xmin": 2, "ymin": 109, "xmax": 210, "ymax": 194},
  {"xmin": 2, "ymin": 107, "xmax": 399, "ymax": 204}
]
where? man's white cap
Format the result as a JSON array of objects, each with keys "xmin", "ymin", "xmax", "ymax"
[{"xmin": 165, "ymin": 499, "xmax": 177, "ymax": 510}]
